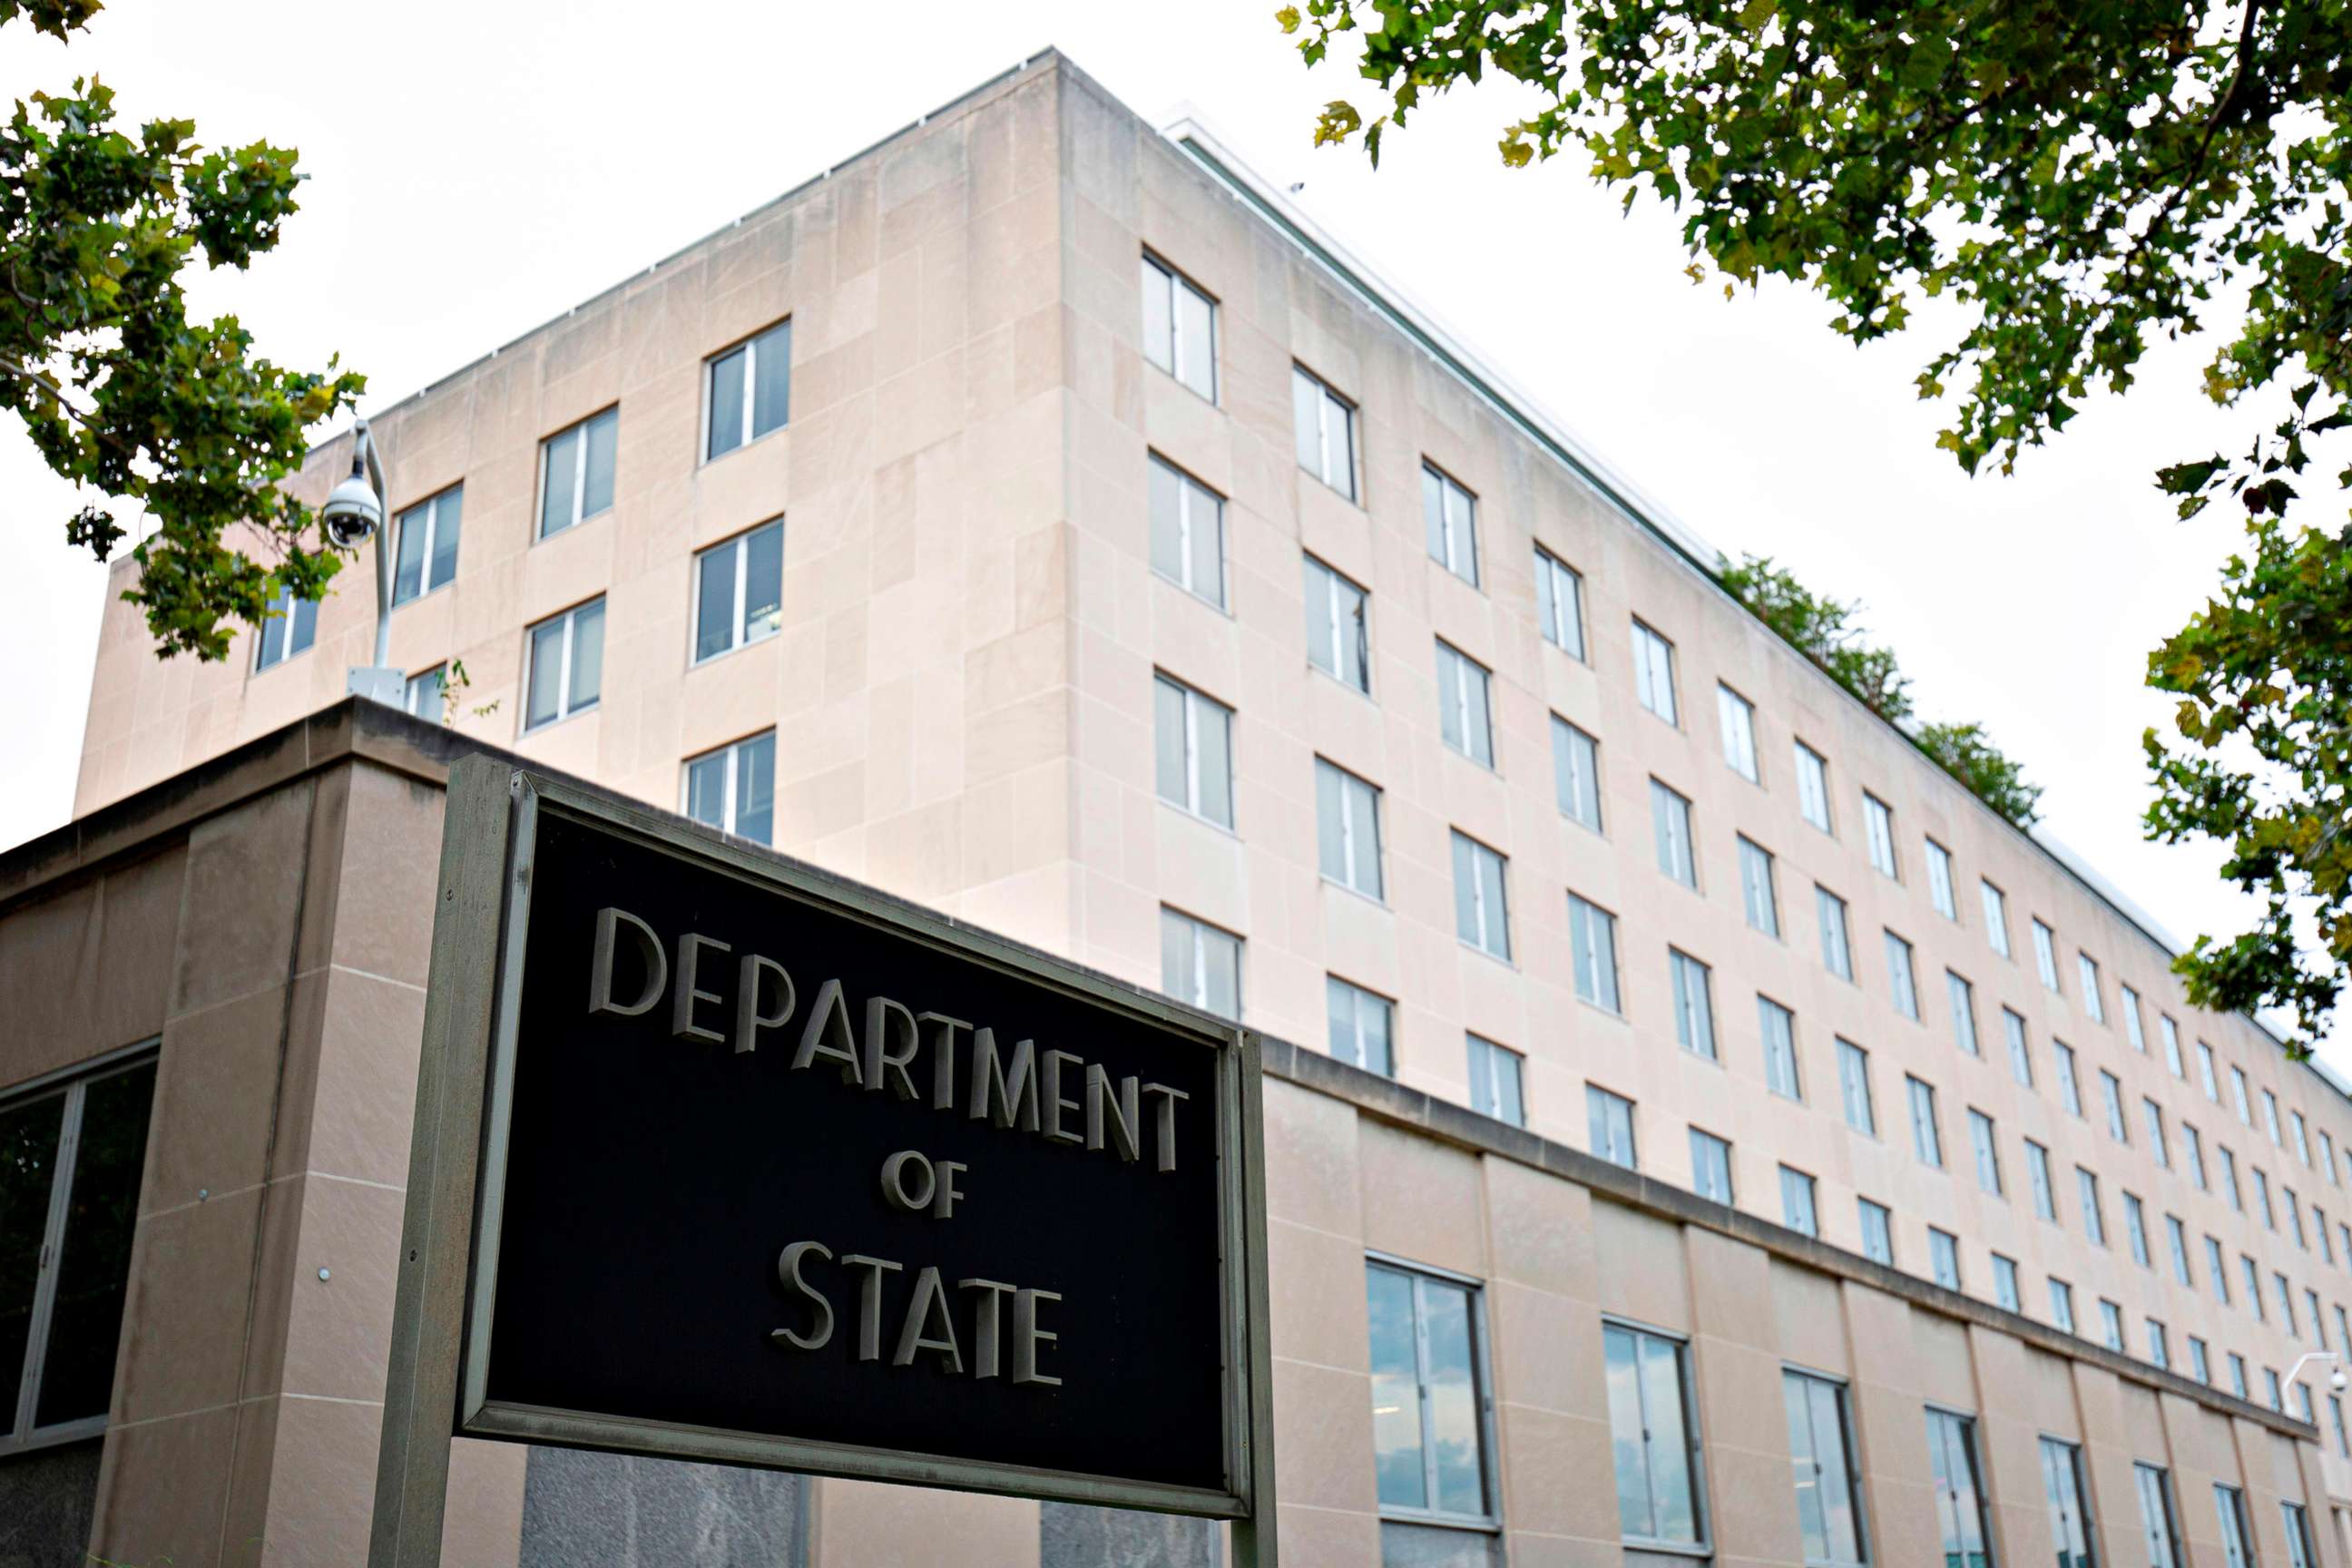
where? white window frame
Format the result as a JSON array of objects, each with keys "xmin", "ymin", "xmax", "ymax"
[
  {"xmin": 1153, "ymin": 672, "xmax": 1235, "ymax": 828},
  {"xmin": 1140, "ymin": 251, "xmax": 1218, "ymax": 402},
  {"xmin": 1926, "ymin": 838, "xmax": 1956, "ymax": 919},
  {"xmin": 252, "ymin": 580, "xmax": 318, "ymax": 671},
  {"xmin": 1422, "ymin": 461, "xmax": 1480, "ymax": 586},
  {"xmin": 538, "ymin": 406, "xmax": 619, "ymax": 539},
  {"xmin": 1739, "ymin": 836, "xmax": 1780, "ymax": 937},
  {"xmin": 1907, "ymin": 1074, "xmax": 1944, "ymax": 1167},
  {"xmin": 2033, "ymin": 918, "xmax": 2061, "ymax": 991},
  {"xmin": 1718, "ymin": 683, "xmax": 1759, "ymax": 782},
  {"xmin": 1435, "ymin": 639, "xmax": 1496, "ymax": 768},
  {"xmin": 1148, "ymin": 453, "xmax": 1228, "ymax": 610},
  {"xmin": 1452, "ymin": 830, "xmax": 1512, "ymax": 962},
  {"xmin": 1783, "ymin": 1367, "xmax": 1868, "ymax": 1568},
  {"xmin": 1569, "ymin": 891, "xmax": 1622, "ymax": 1013},
  {"xmin": 1837, "ymin": 1039, "xmax": 1874, "ymax": 1133},
  {"xmin": 1760, "ymin": 996, "xmax": 1803, "ymax": 1102},
  {"xmin": 690, "ymin": 516, "xmax": 787, "ymax": 665},
  {"xmin": 1886, "ymin": 930, "xmax": 1920, "ymax": 1019},
  {"xmin": 1602, "ymin": 1318, "xmax": 1711, "ymax": 1553},
  {"xmin": 1780, "ymin": 1165, "xmax": 1819, "ymax": 1236},
  {"xmin": 1981, "ymin": 880, "xmax": 2011, "ymax": 958},
  {"xmin": 1468, "ymin": 1034, "xmax": 1526, "ymax": 1126},
  {"xmin": 1364, "ymin": 1256, "xmax": 1499, "ymax": 1527},
  {"xmin": 1315, "ymin": 757, "xmax": 1385, "ymax": 900},
  {"xmin": 1534, "ymin": 544, "xmax": 1584, "ymax": 658},
  {"xmin": 1817, "ymin": 886, "xmax": 1854, "ymax": 981},
  {"xmin": 1632, "ymin": 618, "xmax": 1680, "ymax": 725},
  {"xmin": 680, "ymin": 730, "xmax": 777, "ymax": 841},
  {"xmin": 1587, "ymin": 1084, "xmax": 1638, "ymax": 1169},
  {"xmin": 1303, "ymin": 554, "xmax": 1371, "ymax": 695},
  {"xmin": 1669, "ymin": 948, "xmax": 1716, "ymax": 1061},
  {"xmin": 403, "ymin": 664, "xmax": 446, "ymax": 722},
  {"xmin": 1651, "ymin": 778, "xmax": 1698, "ymax": 888},
  {"xmin": 1863, "ymin": 792, "xmax": 1898, "ymax": 878},
  {"xmin": 1553, "ymin": 715, "xmax": 1603, "ymax": 832},
  {"xmin": 522, "ymin": 598, "xmax": 605, "ymax": 732},
  {"xmin": 1161, "ymin": 906, "xmax": 1242, "ymax": 1021},
  {"xmin": 701, "ymin": 318, "xmax": 792, "ymax": 461},
  {"xmin": 390, "ymin": 484, "xmax": 462, "ymax": 607},
  {"xmin": 1292, "ymin": 364, "xmax": 1357, "ymax": 501},
  {"xmin": 2079, "ymin": 953, "xmax": 2106, "ymax": 1022},
  {"xmin": 1795, "ymin": 740, "xmax": 1833, "ymax": 832},
  {"xmin": 1327, "ymin": 976, "xmax": 1394, "ymax": 1077}
]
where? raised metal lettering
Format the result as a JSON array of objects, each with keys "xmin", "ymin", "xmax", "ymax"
[
  {"xmin": 841, "ymin": 1253, "xmax": 904, "ymax": 1361},
  {"xmin": 958, "ymin": 1278, "xmax": 1015, "ymax": 1378},
  {"xmin": 1013, "ymin": 1287, "xmax": 1062, "ymax": 1387},
  {"xmin": 588, "ymin": 906, "xmax": 665, "ymax": 1017},
  {"xmin": 770, "ymin": 1240, "xmax": 834, "ymax": 1350},
  {"xmin": 864, "ymin": 995, "xmax": 922, "ymax": 1100},
  {"xmin": 880, "ymin": 1150, "xmax": 936, "ymax": 1214},
  {"xmin": 1142, "ymin": 1083, "xmax": 1190, "ymax": 1173},
  {"xmin": 970, "ymin": 1029, "xmax": 1040, "ymax": 1132},
  {"xmin": 793, "ymin": 977, "xmax": 864, "ymax": 1084},
  {"xmin": 671, "ymin": 932, "xmax": 730, "ymax": 1044},
  {"xmin": 1084, "ymin": 1065, "xmax": 1141, "ymax": 1163},
  {"xmin": 918, "ymin": 1013, "xmax": 970, "ymax": 1111},
  {"xmin": 735, "ymin": 953, "xmax": 794, "ymax": 1054},
  {"xmin": 892, "ymin": 1266, "xmax": 964, "ymax": 1372},
  {"xmin": 1040, "ymin": 1049, "xmax": 1084, "ymax": 1146}
]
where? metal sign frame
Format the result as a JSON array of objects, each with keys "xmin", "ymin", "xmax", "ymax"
[{"xmin": 368, "ymin": 757, "xmax": 1278, "ymax": 1565}]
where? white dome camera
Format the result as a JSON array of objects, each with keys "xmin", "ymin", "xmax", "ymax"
[
  {"xmin": 321, "ymin": 452, "xmax": 382, "ymax": 549},
  {"xmin": 2332, "ymin": 1367, "xmax": 2347, "ymax": 1395}
]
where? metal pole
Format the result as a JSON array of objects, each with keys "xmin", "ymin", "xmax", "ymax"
[{"xmin": 359, "ymin": 421, "xmax": 394, "ymax": 671}]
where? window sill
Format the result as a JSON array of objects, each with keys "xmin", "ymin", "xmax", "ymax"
[
  {"xmin": 1455, "ymin": 938, "xmax": 1515, "ymax": 971},
  {"xmin": 689, "ymin": 626, "xmax": 782, "ymax": 672},
  {"xmin": 1440, "ymin": 744, "xmax": 1499, "ymax": 775},
  {"xmin": 1306, "ymin": 662, "xmax": 1375, "ymax": 704},
  {"xmin": 1319, "ymin": 877, "xmax": 1389, "ymax": 912},
  {"xmin": 250, "ymin": 649, "xmax": 317, "ymax": 678},
  {"xmin": 1145, "ymin": 360, "xmax": 1220, "ymax": 410},
  {"xmin": 1150, "ymin": 566, "xmax": 1233, "ymax": 620},
  {"xmin": 1377, "ymin": 1512, "xmax": 1501, "ymax": 1535},
  {"xmin": 0, "ymin": 1415, "xmax": 107, "ymax": 1458},
  {"xmin": 519, "ymin": 701, "xmax": 601, "ymax": 740},
  {"xmin": 391, "ymin": 579, "xmax": 456, "ymax": 613},
  {"xmin": 534, "ymin": 505, "xmax": 613, "ymax": 548},
  {"xmin": 1157, "ymin": 799, "xmax": 1242, "ymax": 841},
  {"xmin": 697, "ymin": 422, "xmax": 790, "ymax": 469}
]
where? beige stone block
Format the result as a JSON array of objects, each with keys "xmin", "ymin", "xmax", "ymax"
[
  {"xmin": 146, "ymin": 982, "xmax": 294, "ymax": 1210},
  {"xmin": 89, "ymin": 1403, "xmax": 240, "ymax": 1568},
  {"xmin": 1490, "ymin": 1281, "xmax": 1603, "ymax": 1418},
  {"xmin": 1707, "ymin": 1443, "xmax": 1808, "ymax": 1563},
  {"xmin": 1494, "ymin": 1404, "xmax": 1618, "ymax": 1541},
  {"xmin": 816, "ymin": 1479, "xmax": 1038, "ymax": 1568},
  {"xmin": 1589, "ymin": 1201, "xmax": 1689, "ymax": 1332},
  {"xmin": 1265, "ymin": 1504, "xmax": 1381, "ymax": 1568},
  {"xmin": 257, "ymin": 1392, "xmax": 384, "ymax": 1565},
  {"xmin": 172, "ymin": 782, "xmax": 315, "ymax": 1018},
  {"xmin": 1270, "ymin": 1356, "xmax": 1377, "ymax": 1514},
  {"xmin": 1269, "ymin": 1216, "xmax": 1371, "ymax": 1376},
  {"xmin": 1483, "ymin": 1155, "xmax": 1596, "ymax": 1302},
  {"xmin": 1358, "ymin": 1119, "xmax": 1485, "ymax": 1280},
  {"xmin": 113, "ymin": 1185, "xmax": 261, "ymax": 1422},
  {"xmin": 441, "ymin": 1438, "xmax": 526, "ymax": 1568},
  {"xmin": 1262, "ymin": 1079, "xmax": 1362, "ymax": 1238}
]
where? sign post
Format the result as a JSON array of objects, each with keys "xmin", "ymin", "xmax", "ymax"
[{"xmin": 369, "ymin": 759, "xmax": 1275, "ymax": 1563}]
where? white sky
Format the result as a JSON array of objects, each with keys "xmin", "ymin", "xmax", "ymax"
[{"xmin": 0, "ymin": 1, "xmax": 2322, "ymax": 1059}]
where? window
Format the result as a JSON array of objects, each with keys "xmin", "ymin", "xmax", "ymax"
[
  {"xmin": 1570, "ymin": 893, "xmax": 1622, "ymax": 1012},
  {"xmin": 2197, "ymin": 1040, "xmax": 2220, "ymax": 1101},
  {"xmin": 1534, "ymin": 545, "xmax": 1584, "ymax": 657},
  {"xmin": 681, "ymin": 730, "xmax": 777, "ymax": 845},
  {"xmin": 1926, "ymin": 1409, "xmax": 1994, "ymax": 1568},
  {"xmin": 1421, "ymin": 463, "xmax": 1479, "ymax": 586},
  {"xmin": 523, "ymin": 598, "xmax": 606, "ymax": 730},
  {"xmin": 2267, "ymin": 1367, "xmax": 2287, "ymax": 1413},
  {"xmin": 1153, "ymin": 673, "xmax": 1235, "ymax": 828},
  {"xmin": 390, "ymin": 484, "xmax": 462, "ymax": 605},
  {"xmin": 1784, "ymin": 1370, "xmax": 1867, "ymax": 1567},
  {"xmin": 2123, "ymin": 1192, "xmax": 2151, "ymax": 1268},
  {"xmin": 2185, "ymin": 1123, "xmax": 2208, "ymax": 1188},
  {"xmin": 2004, "ymin": 1008, "xmax": 2034, "ymax": 1087},
  {"xmin": 1926, "ymin": 838, "xmax": 1957, "ymax": 919},
  {"xmin": 1315, "ymin": 759, "xmax": 1384, "ymax": 898},
  {"xmin": 1291, "ymin": 365, "xmax": 1356, "ymax": 501},
  {"xmin": 1452, "ymin": 832, "xmax": 1512, "ymax": 961},
  {"xmin": 1651, "ymin": 779, "xmax": 1698, "ymax": 887},
  {"xmin": 1930, "ymin": 1228, "xmax": 1962, "ymax": 1289},
  {"xmin": 1434, "ymin": 641, "xmax": 1495, "ymax": 767},
  {"xmin": 2289, "ymin": 1189, "xmax": 2308, "ymax": 1248},
  {"xmin": 403, "ymin": 665, "xmax": 445, "ymax": 722},
  {"xmin": 704, "ymin": 319, "xmax": 790, "ymax": 460},
  {"xmin": 1365, "ymin": 1260, "xmax": 1492, "ymax": 1523},
  {"xmin": 1907, "ymin": 1076, "xmax": 1944, "ymax": 1167},
  {"xmin": 1467, "ymin": 1035, "xmax": 1525, "ymax": 1126},
  {"xmin": 251, "ymin": 580, "xmax": 318, "ymax": 671},
  {"xmin": 539, "ymin": 407, "xmax": 619, "ymax": 537},
  {"xmin": 2335, "ymin": 1396, "xmax": 2350, "ymax": 1458},
  {"xmin": 2145, "ymin": 1100, "xmax": 2171, "ymax": 1167},
  {"xmin": 2293, "ymin": 1109, "xmax": 2312, "ymax": 1166},
  {"xmin": 2207, "ymin": 1238, "xmax": 2230, "ymax": 1303},
  {"xmin": 2167, "ymin": 1216, "xmax": 2193, "ymax": 1285},
  {"xmin": 1588, "ymin": 1085, "xmax": 1638, "ymax": 1168},
  {"xmin": 2079, "ymin": 954, "xmax": 2106, "ymax": 1022},
  {"xmin": 1817, "ymin": 887, "xmax": 1854, "ymax": 981},
  {"xmin": 1604, "ymin": 1322, "xmax": 1709, "ymax": 1552},
  {"xmin": 1863, "ymin": 793, "xmax": 1898, "ymax": 878},
  {"xmin": 1739, "ymin": 837, "xmax": 1780, "ymax": 936},
  {"xmin": 1795, "ymin": 740, "xmax": 1833, "ymax": 832},
  {"xmin": 1326, "ymin": 977, "xmax": 1393, "ymax": 1076},
  {"xmin": 2134, "ymin": 1464, "xmax": 2181, "ymax": 1568},
  {"xmin": 1669, "ymin": 950, "xmax": 1717, "ymax": 1061},
  {"xmin": 2078, "ymin": 1168, "xmax": 2108, "ymax": 1246},
  {"xmin": 1148, "ymin": 455, "xmax": 1227, "ymax": 609},
  {"xmin": 1945, "ymin": 970, "xmax": 1977, "ymax": 1054},
  {"xmin": 1302, "ymin": 554, "xmax": 1371, "ymax": 694},
  {"xmin": 2214, "ymin": 1487, "xmax": 2256, "ymax": 1568},
  {"xmin": 2244, "ymin": 1255, "xmax": 2265, "ymax": 1318},
  {"xmin": 2121, "ymin": 984, "xmax": 2146, "ymax": 1051},
  {"xmin": 2049, "ymin": 1279, "xmax": 2077, "ymax": 1333},
  {"xmin": 1992, "ymin": 1254, "xmax": 2022, "ymax": 1311},
  {"xmin": 1760, "ymin": 998, "xmax": 1803, "ymax": 1102},
  {"xmin": 2263, "ymin": 1087, "xmax": 2283, "ymax": 1146},
  {"xmin": 1140, "ymin": 254, "xmax": 1215, "ymax": 400},
  {"xmin": 1857, "ymin": 1199, "xmax": 1894, "ymax": 1264},
  {"xmin": 2189, "ymin": 1338, "xmax": 2210, "ymax": 1384},
  {"xmin": 2220, "ymin": 1145, "xmax": 2242, "ymax": 1210},
  {"xmin": 1969, "ymin": 1110, "xmax": 2003, "ymax": 1196},
  {"xmin": 2161, "ymin": 1014, "xmax": 2185, "ymax": 1076},
  {"xmin": 2053, "ymin": 1038, "xmax": 2083, "ymax": 1116},
  {"xmin": 1719, "ymin": 684, "xmax": 1759, "ymax": 781},
  {"xmin": 1553, "ymin": 717, "xmax": 1603, "ymax": 831},
  {"xmin": 2322, "ymin": 1129, "xmax": 2337, "ymax": 1183},
  {"xmin": 2039, "ymin": 1437, "xmax": 2095, "ymax": 1568},
  {"xmin": 1690, "ymin": 1129, "xmax": 1734, "ymax": 1205},
  {"xmin": 2033, "ymin": 919, "xmax": 2061, "ymax": 991},
  {"xmin": 2256, "ymin": 1167, "xmax": 2275, "ymax": 1229},
  {"xmin": 0, "ymin": 1053, "xmax": 156, "ymax": 1446},
  {"xmin": 2026, "ymin": 1139, "xmax": 2057, "ymax": 1221},
  {"xmin": 1782, "ymin": 1167, "xmax": 1819, "ymax": 1236},
  {"xmin": 2226, "ymin": 1354, "xmax": 2249, "ymax": 1398},
  {"xmin": 1981, "ymin": 880, "xmax": 2012, "ymax": 958},
  {"xmin": 1632, "ymin": 619, "xmax": 1679, "ymax": 724},
  {"xmin": 1161, "ymin": 907, "xmax": 1240, "ymax": 1021},
  {"xmin": 1837, "ymin": 1039, "xmax": 1874, "ymax": 1133},
  {"xmin": 2150, "ymin": 1325, "xmax": 2172, "ymax": 1371},
  {"xmin": 2284, "ymin": 1502, "xmax": 2319, "ymax": 1568},
  {"xmin": 692, "ymin": 517, "xmax": 786, "ymax": 662},
  {"xmin": 2276, "ymin": 1271, "xmax": 2298, "ymax": 1334},
  {"xmin": 1885, "ymin": 932, "xmax": 1920, "ymax": 1020},
  {"xmin": 2100, "ymin": 1070, "xmax": 2129, "ymax": 1143}
]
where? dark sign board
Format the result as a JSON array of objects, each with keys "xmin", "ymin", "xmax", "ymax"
[{"xmin": 368, "ymin": 762, "xmax": 1272, "ymax": 1566}]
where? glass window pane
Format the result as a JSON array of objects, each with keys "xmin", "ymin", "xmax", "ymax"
[
  {"xmin": 751, "ymin": 322, "xmax": 791, "ymax": 437},
  {"xmin": 1195, "ymin": 696, "xmax": 1232, "ymax": 828},
  {"xmin": 708, "ymin": 348, "xmax": 747, "ymax": 458},
  {"xmin": 392, "ymin": 503, "xmax": 429, "ymax": 604},
  {"xmin": 735, "ymin": 734, "xmax": 776, "ymax": 846},
  {"xmin": 1315, "ymin": 762, "xmax": 1346, "ymax": 883},
  {"xmin": 685, "ymin": 750, "xmax": 729, "ymax": 828},
  {"xmin": 428, "ymin": 488, "xmax": 462, "ymax": 592},
  {"xmin": 1453, "ymin": 834, "xmax": 1478, "ymax": 946},
  {"xmin": 582, "ymin": 408, "xmax": 619, "ymax": 518},
  {"xmin": 1423, "ymin": 1280, "xmax": 1484, "ymax": 1515},
  {"xmin": 1188, "ymin": 482, "xmax": 1223, "ymax": 609},
  {"xmin": 568, "ymin": 601, "xmax": 605, "ymax": 711},
  {"xmin": 541, "ymin": 426, "xmax": 580, "ymax": 534},
  {"xmin": 34, "ymin": 1063, "xmax": 157, "ymax": 1427},
  {"xmin": 1640, "ymin": 1334, "xmax": 1698, "ymax": 1543},
  {"xmin": 289, "ymin": 591, "xmax": 318, "ymax": 656},
  {"xmin": 1200, "ymin": 926, "xmax": 1239, "ymax": 1020},
  {"xmin": 1479, "ymin": 848, "xmax": 1510, "ymax": 960},
  {"xmin": 1365, "ymin": 1267, "xmax": 1426, "ymax": 1510},
  {"xmin": 526, "ymin": 619, "xmax": 565, "ymax": 729},
  {"xmin": 1141, "ymin": 258, "xmax": 1173, "ymax": 373},
  {"xmin": 1175, "ymin": 283, "xmax": 1215, "ymax": 401},
  {"xmin": 1149, "ymin": 458, "xmax": 1185, "ymax": 584},
  {"xmin": 1605, "ymin": 1327, "xmax": 1654, "ymax": 1536},
  {"xmin": 0, "ymin": 1089, "xmax": 66, "ymax": 1425},
  {"xmin": 1786, "ymin": 1375, "xmax": 1828, "ymax": 1559},
  {"xmin": 1292, "ymin": 368, "xmax": 1322, "ymax": 479},
  {"xmin": 696, "ymin": 541, "xmax": 739, "ymax": 662},
  {"xmin": 1154, "ymin": 677, "xmax": 1187, "ymax": 807},
  {"xmin": 740, "ymin": 520, "xmax": 785, "ymax": 643}
]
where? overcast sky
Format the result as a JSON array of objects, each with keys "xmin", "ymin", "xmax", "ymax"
[{"xmin": 0, "ymin": 1, "xmax": 2319, "ymax": 1057}]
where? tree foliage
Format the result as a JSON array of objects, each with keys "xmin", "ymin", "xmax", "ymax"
[
  {"xmin": 1279, "ymin": 0, "xmax": 2349, "ymax": 1053},
  {"xmin": 1716, "ymin": 554, "xmax": 2043, "ymax": 827},
  {"xmin": 2, "ymin": 0, "xmax": 363, "ymax": 660}
]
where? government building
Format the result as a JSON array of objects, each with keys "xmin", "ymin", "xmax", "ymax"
[{"xmin": 5, "ymin": 48, "xmax": 2348, "ymax": 1568}]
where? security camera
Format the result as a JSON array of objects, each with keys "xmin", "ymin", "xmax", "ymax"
[
  {"xmin": 321, "ymin": 454, "xmax": 382, "ymax": 548},
  {"xmin": 2333, "ymin": 1367, "xmax": 2347, "ymax": 1395}
]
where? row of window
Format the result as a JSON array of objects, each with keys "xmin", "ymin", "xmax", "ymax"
[{"xmin": 1369, "ymin": 1252, "xmax": 2319, "ymax": 1567}]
